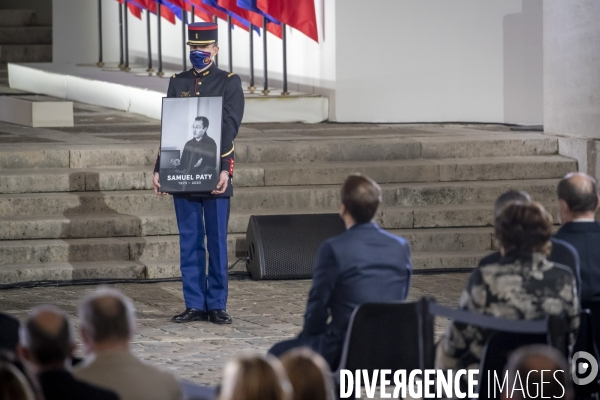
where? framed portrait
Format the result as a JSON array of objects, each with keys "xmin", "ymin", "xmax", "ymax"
[{"xmin": 158, "ymin": 96, "xmax": 223, "ymax": 193}]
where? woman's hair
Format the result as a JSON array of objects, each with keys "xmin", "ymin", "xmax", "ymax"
[
  {"xmin": 218, "ymin": 355, "xmax": 292, "ymax": 400},
  {"xmin": 495, "ymin": 201, "xmax": 553, "ymax": 255},
  {"xmin": 0, "ymin": 360, "xmax": 36, "ymax": 400},
  {"xmin": 280, "ymin": 348, "xmax": 334, "ymax": 400}
]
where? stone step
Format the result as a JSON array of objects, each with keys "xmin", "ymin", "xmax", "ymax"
[
  {"xmin": 0, "ymin": 10, "xmax": 36, "ymax": 27},
  {"xmin": 0, "ymin": 149, "xmax": 70, "ymax": 170},
  {"xmin": 0, "ymin": 156, "xmax": 576, "ymax": 194},
  {"xmin": 0, "ymin": 146, "xmax": 157, "ymax": 170},
  {"xmin": 0, "ymin": 179, "xmax": 561, "ymax": 217},
  {"xmin": 0, "ymin": 236, "xmax": 243, "ymax": 266},
  {"xmin": 0, "ymin": 134, "xmax": 557, "ymax": 170},
  {"xmin": 0, "ymin": 44, "xmax": 52, "ymax": 63},
  {"xmin": 0, "ymin": 203, "xmax": 570, "ymax": 241},
  {"xmin": 244, "ymin": 156, "xmax": 575, "ymax": 186},
  {"xmin": 235, "ymin": 134, "xmax": 558, "ymax": 163},
  {"xmin": 0, "ymin": 216, "xmax": 495, "ymax": 250},
  {"xmin": 0, "ymin": 248, "xmax": 487, "ymax": 284},
  {"xmin": 0, "ymin": 26, "xmax": 52, "ymax": 45}
]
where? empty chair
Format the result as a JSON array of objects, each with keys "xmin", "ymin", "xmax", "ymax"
[{"xmin": 334, "ymin": 298, "xmax": 434, "ymax": 398}]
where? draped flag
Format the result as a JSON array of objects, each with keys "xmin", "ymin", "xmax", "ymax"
[
  {"xmin": 143, "ymin": 0, "xmax": 177, "ymax": 24},
  {"xmin": 186, "ymin": 0, "xmax": 248, "ymax": 30},
  {"xmin": 160, "ymin": 0, "xmax": 185, "ymax": 20},
  {"xmin": 220, "ymin": 0, "xmax": 281, "ymax": 38},
  {"xmin": 183, "ymin": 0, "xmax": 214, "ymax": 22},
  {"xmin": 117, "ymin": 0, "xmax": 143, "ymax": 19},
  {"xmin": 257, "ymin": 0, "xmax": 318, "ymax": 42},
  {"xmin": 201, "ymin": 0, "xmax": 253, "ymax": 32}
]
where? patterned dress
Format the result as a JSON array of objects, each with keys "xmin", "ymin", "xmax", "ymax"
[{"xmin": 436, "ymin": 251, "xmax": 580, "ymax": 372}]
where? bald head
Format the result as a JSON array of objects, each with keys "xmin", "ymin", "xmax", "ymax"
[
  {"xmin": 79, "ymin": 288, "xmax": 136, "ymax": 345},
  {"xmin": 557, "ymin": 173, "xmax": 599, "ymax": 222},
  {"xmin": 503, "ymin": 345, "xmax": 572, "ymax": 400},
  {"xmin": 20, "ymin": 306, "xmax": 72, "ymax": 367}
]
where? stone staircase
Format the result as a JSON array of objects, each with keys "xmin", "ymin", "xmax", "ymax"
[
  {"xmin": 0, "ymin": 124, "xmax": 580, "ymax": 284},
  {"xmin": 0, "ymin": 9, "xmax": 52, "ymax": 65}
]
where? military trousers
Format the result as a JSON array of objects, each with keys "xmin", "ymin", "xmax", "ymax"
[{"xmin": 173, "ymin": 195, "xmax": 230, "ymax": 311}]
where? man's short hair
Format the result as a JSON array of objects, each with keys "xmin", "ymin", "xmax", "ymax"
[
  {"xmin": 194, "ymin": 116, "xmax": 209, "ymax": 129},
  {"xmin": 504, "ymin": 345, "xmax": 573, "ymax": 400},
  {"xmin": 494, "ymin": 190, "xmax": 531, "ymax": 217},
  {"xmin": 340, "ymin": 174, "xmax": 382, "ymax": 224},
  {"xmin": 557, "ymin": 172, "xmax": 598, "ymax": 213},
  {"xmin": 78, "ymin": 288, "xmax": 136, "ymax": 343},
  {"xmin": 20, "ymin": 306, "xmax": 72, "ymax": 366}
]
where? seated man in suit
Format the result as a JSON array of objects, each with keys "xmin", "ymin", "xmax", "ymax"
[
  {"xmin": 18, "ymin": 305, "xmax": 119, "ymax": 400},
  {"xmin": 74, "ymin": 288, "xmax": 182, "ymax": 400},
  {"xmin": 554, "ymin": 172, "xmax": 600, "ymax": 302},
  {"xmin": 478, "ymin": 190, "xmax": 581, "ymax": 293},
  {"xmin": 269, "ymin": 174, "xmax": 412, "ymax": 370}
]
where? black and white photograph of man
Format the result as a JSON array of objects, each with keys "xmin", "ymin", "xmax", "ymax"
[
  {"xmin": 179, "ymin": 116, "xmax": 217, "ymax": 176},
  {"xmin": 159, "ymin": 96, "xmax": 223, "ymax": 193}
]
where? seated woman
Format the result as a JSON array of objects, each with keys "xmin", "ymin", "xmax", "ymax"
[
  {"xmin": 435, "ymin": 201, "xmax": 580, "ymax": 372},
  {"xmin": 218, "ymin": 355, "xmax": 292, "ymax": 400},
  {"xmin": 280, "ymin": 348, "xmax": 334, "ymax": 400}
]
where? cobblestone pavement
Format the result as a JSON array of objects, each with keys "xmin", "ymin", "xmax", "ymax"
[{"xmin": 0, "ymin": 273, "xmax": 468, "ymax": 386}]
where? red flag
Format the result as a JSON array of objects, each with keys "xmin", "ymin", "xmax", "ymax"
[
  {"xmin": 117, "ymin": 0, "xmax": 144, "ymax": 19},
  {"xmin": 218, "ymin": 0, "xmax": 281, "ymax": 38},
  {"xmin": 142, "ymin": 1, "xmax": 177, "ymax": 24},
  {"xmin": 257, "ymin": 0, "xmax": 317, "ymax": 42},
  {"xmin": 185, "ymin": 2, "xmax": 214, "ymax": 22},
  {"xmin": 187, "ymin": 0, "xmax": 250, "ymax": 31}
]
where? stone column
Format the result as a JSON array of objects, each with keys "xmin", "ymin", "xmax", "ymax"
[{"xmin": 544, "ymin": 0, "xmax": 600, "ymax": 179}]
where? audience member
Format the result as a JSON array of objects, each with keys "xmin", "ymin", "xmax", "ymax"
[
  {"xmin": 436, "ymin": 202, "xmax": 579, "ymax": 372},
  {"xmin": 555, "ymin": 172, "xmax": 600, "ymax": 302},
  {"xmin": 17, "ymin": 306, "xmax": 119, "ymax": 400},
  {"xmin": 268, "ymin": 174, "xmax": 412, "ymax": 370},
  {"xmin": 0, "ymin": 358, "xmax": 37, "ymax": 400},
  {"xmin": 74, "ymin": 288, "xmax": 181, "ymax": 400},
  {"xmin": 280, "ymin": 348, "xmax": 334, "ymax": 400},
  {"xmin": 218, "ymin": 355, "xmax": 291, "ymax": 400},
  {"xmin": 502, "ymin": 345, "xmax": 573, "ymax": 400},
  {"xmin": 478, "ymin": 190, "xmax": 581, "ymax": 291}
]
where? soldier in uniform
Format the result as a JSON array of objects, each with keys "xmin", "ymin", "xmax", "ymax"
[{"xmin": 153, "ymin": 22, "xmax": 244, "ymax": 324}]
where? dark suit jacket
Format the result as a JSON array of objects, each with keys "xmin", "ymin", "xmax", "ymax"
[
  {"xmin": 301, "ymin": 222, "xmax": 412, "ymax": 366},
  {"xmin": 555, "ymin": 221, "xmax": 600, "ymax": 302},
  {"xmin": 38, "ymin": 370, "xmax": 120, "ymax": 400},
  {"xmin": 478, "ymin": 237, "xmax": 581, "ymax": 296}
]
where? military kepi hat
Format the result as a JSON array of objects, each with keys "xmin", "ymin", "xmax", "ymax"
[{"xmin": 187, "ymin": 22, "xmax": 218, "ymax": 45}]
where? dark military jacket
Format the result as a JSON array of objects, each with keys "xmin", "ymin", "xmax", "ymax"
[{"xmin": 154, "ymin": 62, "xmax": 244, "ymax": 197}]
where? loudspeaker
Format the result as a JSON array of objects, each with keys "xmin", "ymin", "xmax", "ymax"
[{"xmin": 245, "ymin": 213, "xmax": 346, "ymax": 280}]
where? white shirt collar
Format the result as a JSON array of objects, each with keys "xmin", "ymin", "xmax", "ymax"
[{"xmin": 573, "ymin": 218, "xmax": 596, "ymax": 222}]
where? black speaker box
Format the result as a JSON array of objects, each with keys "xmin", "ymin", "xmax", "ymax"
[{"xmin": 245, "ymin": 213, "xmax": 346, "ymax": 280}]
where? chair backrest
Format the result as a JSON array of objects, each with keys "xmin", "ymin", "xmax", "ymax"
[
  {"xmin": 582, "ymin": 300, "xmax": 600, "ymax": 357},
  {"xmin": 478, "ymin": 331, "xmax": 549, "ymax": 400},
  {"xmin": 0, "ymin": 312, "xmax": 20, "ymax": 352},
  {"xmin": 572, "ymin": 309, "xmax": 600, "ymax": 399},
  {"xmin": 336, "ymin": 298, "xmax": 434, "ymax": 374},
  {"xmin": 429, "ymin": 304, "xmax": 570, "ymax": 400}
]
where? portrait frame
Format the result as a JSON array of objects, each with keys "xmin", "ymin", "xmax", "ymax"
[{"xmin": 158, "ymin": 96, "xmax": 223, "ymax": 194}]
